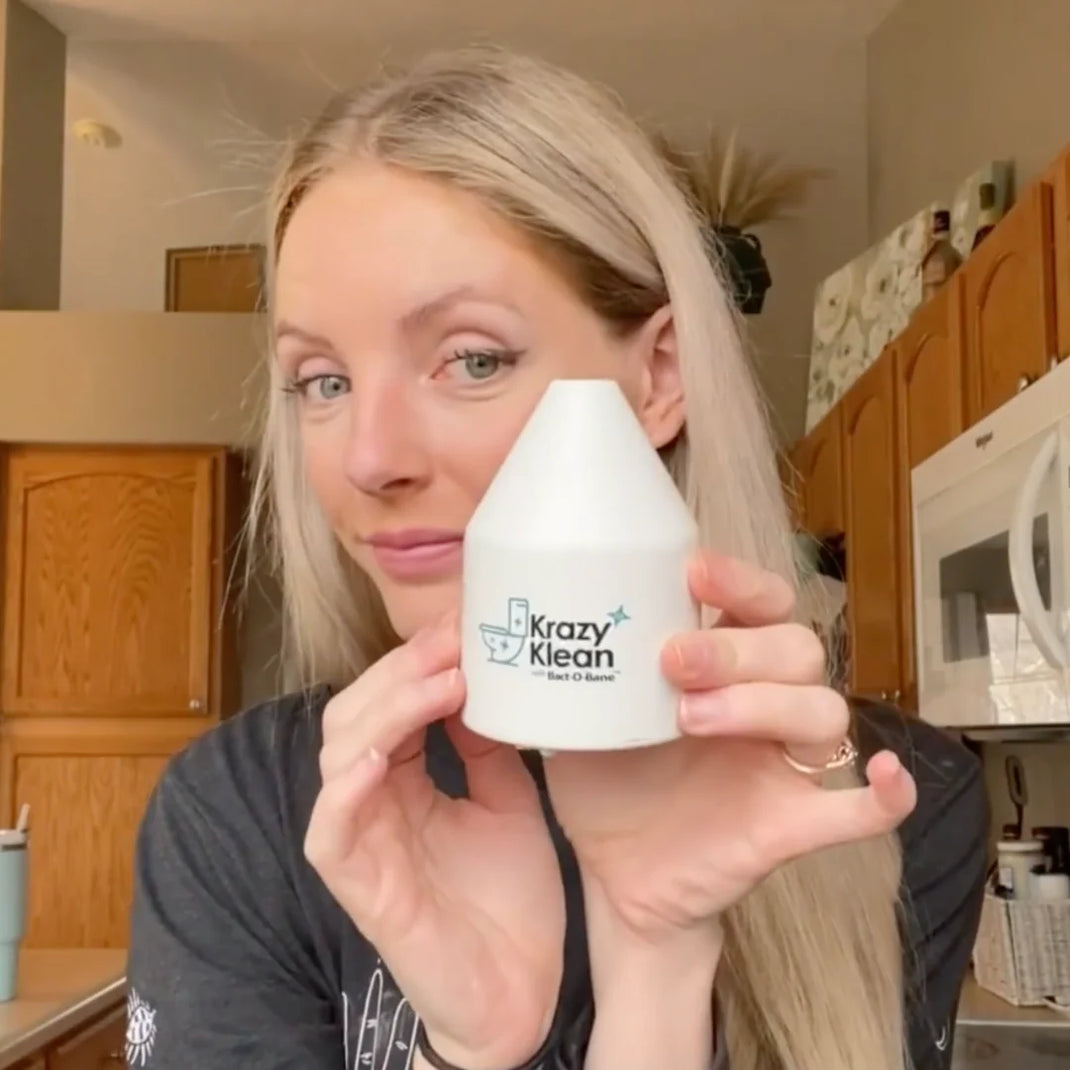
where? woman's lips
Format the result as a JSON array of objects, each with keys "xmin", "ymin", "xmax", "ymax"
[{"xmin": 365, "ymin": 531, "xmax": 464, "ymax": 582}]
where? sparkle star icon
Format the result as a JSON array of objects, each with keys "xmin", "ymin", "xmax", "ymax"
[{"xmin": 607, "ymin": 605, "xmax": 630, "ymax": 627}]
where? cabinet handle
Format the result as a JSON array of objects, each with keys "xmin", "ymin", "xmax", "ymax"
[
  {"xmin": 1017, "ymin": 374, "xmax": 1037, "ymax": 393},
  {"xmin": 189, "ymin": 698, "xmax": 203, "ymax": 712},
  {"xmin": 102, "ymin": 1050, "xmax": 125, "ymax": 1065}
]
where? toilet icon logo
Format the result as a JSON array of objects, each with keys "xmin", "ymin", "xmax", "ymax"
[{"xmin": 479, "ymin": 597, "xmax": 530, "ymax": 665}]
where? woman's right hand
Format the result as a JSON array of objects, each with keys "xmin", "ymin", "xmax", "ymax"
[{"xmin": 304, "ymin": 612, "xmax": 565, "ymax": 1070}]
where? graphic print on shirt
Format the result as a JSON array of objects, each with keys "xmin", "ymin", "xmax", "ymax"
[
  {"xmin": 343, "ymin": 961, "xmax": 419, "ymax": 1070},
  {"xmin": 125, "ymin": 987, "xmax": 158, "ymax": 1067},
  {"xmin": 934, "ymin": 1022, "xmax": 949, "ymax": 1051}
]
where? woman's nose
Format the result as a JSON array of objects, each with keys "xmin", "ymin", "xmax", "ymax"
[{"xmin": 342, "ymin": 379, "xmax": 431, "ymax": 496}]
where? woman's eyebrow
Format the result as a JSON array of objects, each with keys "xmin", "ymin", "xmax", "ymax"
[
  {"xmin": 400, "ymin": 285, "xmax": 519, "ymax": 332},
  {"xmin": 274, "ymin": 321, "xmax": 335, "ymax": 349},
  {"xmin": 274, "ymin": 288, "xmax": 520, "ymax": 348}
]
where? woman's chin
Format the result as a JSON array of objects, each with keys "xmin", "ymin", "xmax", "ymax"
[{"xmin": 381, "ymin": 579, "xmax": 463, "ymax": 641}]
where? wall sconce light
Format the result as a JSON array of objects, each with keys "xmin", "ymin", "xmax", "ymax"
[{"xmin": 71, "ymin": 118, "xmax": 122, "ymax": 149}]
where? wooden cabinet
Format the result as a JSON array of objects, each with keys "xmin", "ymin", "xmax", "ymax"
[
  {"xmin": 0, "ymin": 718, "xmax": 205, "ymax": 948},
  {"xmin": 789, "ymin": 407, "xmax": 844, "ymax": 539},
  {"xmin": 788, "ymin": 142, "xmax": 1070, "ymax": 714},
  {"xmin": 963, "ymin": 182, "xmax": 1057, "ymax": 424},
  {"xmin": 893, "ymin": 275, "xmax": 966, "ymax": 708},
  {"xmin": 1, "ymin": 447, "xmax": 239, "ymax": 719},
  {"xmin": 8, "ymin": 1000, "xmax": 126, "ymax": 1070},
  {"xmin": 50, "ymin": 1005, "xmax": 126, "ymax": 1070},
  {"xmin": 1048, "ymin": 147, "xmax": 1070, "ymax": 361},
  {"xmin": 12, "ymin": 1057, "xmax": 47, "ymax": 1070},
  {"xmin": 841, "ymin": 352, "xmax": 902, "ymax": 701},
  {"xmin": 0, "ymin": 446, "xmax": 244, "ymax": 950}
]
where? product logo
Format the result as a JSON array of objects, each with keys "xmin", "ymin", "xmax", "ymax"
[{"xmin": 478, "ymin": 597, "xmax": 630, "ymax": 683}]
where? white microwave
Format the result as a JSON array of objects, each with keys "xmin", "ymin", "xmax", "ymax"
[{"xmin": 911, "ymin": 359, "xmax": 1070, "ymax": 730}]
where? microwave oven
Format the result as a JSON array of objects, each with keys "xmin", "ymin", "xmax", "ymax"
[{"xmin": 911, "ymin": 358, "xmax": 1070, "ymax": 730}]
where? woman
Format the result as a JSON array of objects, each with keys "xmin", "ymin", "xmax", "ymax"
[{"xmin": 127, "ymin": 47, "xmax": 986, "ymax": 1070}]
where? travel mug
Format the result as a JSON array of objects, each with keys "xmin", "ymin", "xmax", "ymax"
[{"xmin": 0, "ymin": 829, "xmax": 28, "ymax": 1002}]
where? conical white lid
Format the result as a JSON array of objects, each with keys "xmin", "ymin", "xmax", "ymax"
[{"xmin": 465, "ymin": 379, "xmax": 695, "ymax": 549}]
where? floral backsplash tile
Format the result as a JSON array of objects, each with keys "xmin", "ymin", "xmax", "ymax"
[{"xmin": 805, "ymin": 161, "xmax": 1012, "ymax": 433}]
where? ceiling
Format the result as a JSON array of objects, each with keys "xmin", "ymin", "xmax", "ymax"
[{"xmin": 29, "ymin": 0, "xmax": 902, "ymax": 43}]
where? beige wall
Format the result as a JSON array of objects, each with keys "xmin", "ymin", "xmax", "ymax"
[
  {"xmin": 0, "ymin": 0, "xmax": 65, "ymax": 308},
  {"xmin": 60, "ymin": 30, "xmax": 872, "ymax": 443},
  {"xmin": 867, "ymin": 0, "xmax": 1070, "ymax": 241},
  {"xmin": 0, "ymin": 310, "xmax": 266, "ymax": 443}
]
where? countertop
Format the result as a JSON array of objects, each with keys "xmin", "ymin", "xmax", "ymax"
[
  {"xmin": 958, "ymin": 974, "xmax": 1070, "ymax": 1028},
  {"xmin": 0, "ymin": 949, "xmax": 127, "ymax": 1068}
]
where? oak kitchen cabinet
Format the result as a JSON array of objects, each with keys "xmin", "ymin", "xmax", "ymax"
[
  {"xmin": 841, "ymin": 350, "xmax": 902, "ymax": 702},
  {"xmin": 47, "ymin": 1004, "xmax": 125, "ymax": 1070},
  {"xmin": 8, "ymin": 1002, "xmax": 125, "ymax": 1070},
  {"xmin": 787, "ymin": 406, "xmax": 843, "ymax": 540},
  {"xmin": 1048, "ymin": 146, "xmax": 1070, "ymax": 361},
  {"xmin": 784, "ymin": 142, "xmax": 1069, "ymax": 712},
  {"xmin": 0, "ymin": 445, "xmax": 244, "ymax": 948},
  {"xmin": 963, "ymin": 181, "xmax": 1057, "ymax": 425}
]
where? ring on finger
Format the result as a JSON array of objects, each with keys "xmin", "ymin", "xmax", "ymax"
[{"xmin": 781, "ymin": 738, "xmax": 858, "ymax": 776}]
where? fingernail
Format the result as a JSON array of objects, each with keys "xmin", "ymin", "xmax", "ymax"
[
  {"xmin": 681, "ymin": 691, "xmax": 726, "ymax": 727},
  {"xmin": 671, "ymin": 634, "xmax": 710, "ymax": 674}
]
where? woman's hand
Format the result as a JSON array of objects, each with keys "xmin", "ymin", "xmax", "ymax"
[
  {"xmin": 544, "ymin": 547, "xmax": 917, "ymax": 945},
  {"xmin": 304, "ymin": 614, "xmax": 565, "ymax": 1070}
]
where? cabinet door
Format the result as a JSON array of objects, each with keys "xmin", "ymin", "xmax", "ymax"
[
  {"xmin": 51, "ymin": 1004, "xmax": 126, "ymax": 1070},
  {"xmin": 894, "ymin": 277, "xmax": 966, "ymax": 710},
  {"xmin": 1, "ymin": 447, "xmax": 227, "ymax": 717},
  {"xmin": 0, "ymin": 718, "xmax": 202, "ymax": 948},
  {"xmin": 11, "ymin": 1057, "xmax": 46, "ymax": 1070},
  {"xmin": 790, "ymin": 407, "xmax": 844, "ymax": 539},
  {"xmin": 1049, "ymin": 146, "xmax": 1070, "ymax": 362},
  {"xmin": 963, "ymin": 182, "xmax": 1057, "ymax": 424},
  {"xmin": 842, "ymin": 352, "xmax": 902, "ymax": 700}
]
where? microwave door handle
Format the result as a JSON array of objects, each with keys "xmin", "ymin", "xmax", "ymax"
[{"xmin": 1008, "ymin": 430, "xmax": 1067, "ymax": 668}]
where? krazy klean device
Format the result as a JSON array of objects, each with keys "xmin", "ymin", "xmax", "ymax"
[{"xmin": 460, "ymin": 378, "xmax": 699, "ymax": 751}]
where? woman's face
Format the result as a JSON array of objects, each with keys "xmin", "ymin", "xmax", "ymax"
[{"xmin": 274, "ymin": 163, "xmax": 684, "ymax": 638}]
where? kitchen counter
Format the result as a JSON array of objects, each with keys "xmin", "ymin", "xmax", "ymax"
[
  {"xmin": 954, "ymin": 975, "xmax": 1070, "ymax": 1069},
  {"xmin": 958, "ymin": 974, "xmax": 1069, "ymax": 1027},
  {"xmin": 0, "ymin": 949, "xmax": 127, "ymax": 1068}
]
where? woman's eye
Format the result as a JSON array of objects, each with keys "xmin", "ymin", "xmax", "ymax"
[
  {"xmin": 444, "ymin": 348, "xmax": 522, "ymax": 383},
  {"xmin": 285, "ymin": 373, "xmax": 351, "ymax": 402}
]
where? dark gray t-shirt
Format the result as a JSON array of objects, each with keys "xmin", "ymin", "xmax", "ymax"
[{"xmin": 125, "ymin": 688, "xmax": 986, "ymax": 1070}]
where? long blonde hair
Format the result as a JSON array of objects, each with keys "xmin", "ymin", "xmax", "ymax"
[{"xmin": 252, "ymin": 46, "xmax": 907, "ymax": 1070}]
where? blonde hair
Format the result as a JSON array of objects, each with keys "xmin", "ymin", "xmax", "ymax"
[{"xmin": 253, "ymin": 46, "xmax": 907, "ymax": 1070}]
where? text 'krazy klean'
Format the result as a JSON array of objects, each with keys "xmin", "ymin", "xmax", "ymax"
[{"xmin": 528, "ymin": 614, "xmax": 615, "ymax": 669}]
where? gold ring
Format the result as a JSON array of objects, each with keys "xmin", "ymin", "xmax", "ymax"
[{"xmin": 782, "ymin": 738, "xmax": 858, "ymax": 776}]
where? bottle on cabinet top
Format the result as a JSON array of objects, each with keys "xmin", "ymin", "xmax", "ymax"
[
  {"xmin": 921, "ymin": 208, "xmax": 962, "ymax": 304},
  {"xmin": 971, "ymin": 181, "xmax": 1000, "ymax": 251}
]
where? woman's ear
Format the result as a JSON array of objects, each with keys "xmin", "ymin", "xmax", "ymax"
[{"xmin": 632, "ymin": 305, "xmax": 686, "ymax": 448}]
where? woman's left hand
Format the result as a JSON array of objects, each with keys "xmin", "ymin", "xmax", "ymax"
[{"xmin": 543, "ymin": 548, "xmax": 918, "ymax": 947}]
